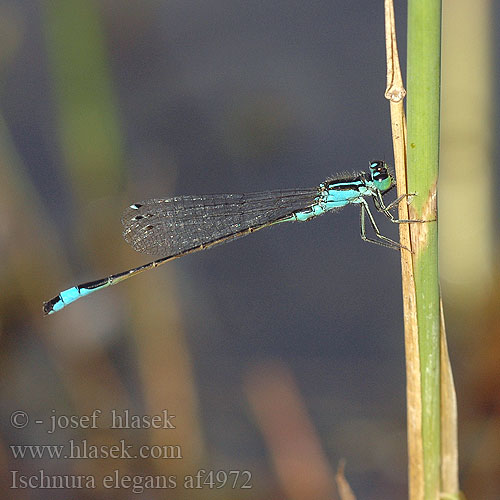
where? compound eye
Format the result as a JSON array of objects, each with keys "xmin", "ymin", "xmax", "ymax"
[
  {"xmin": 370, "ymin": 160, "xmax": 384, "ymax": 170},
  {"xmin": 369, "ymin": 160, "xmax": 389, "ymax": 181}
]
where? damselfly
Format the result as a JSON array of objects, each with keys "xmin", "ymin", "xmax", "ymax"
[{"xmin": 43, "ymin": 160, "xmax": 417, "ymax": 315}]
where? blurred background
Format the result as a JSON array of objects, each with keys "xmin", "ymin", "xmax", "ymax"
[{"xmin": 0, "ymin": 0, "xmax": 498, "ymax": 499}]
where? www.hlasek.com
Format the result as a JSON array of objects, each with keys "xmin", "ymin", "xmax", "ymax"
[
  {"xmin": 10, "ymin": 469, "xmax": 253, "ymax": 493},
  {"xmin": 10, "ymin": 439, "xmax": 182, "ymax": 460}
]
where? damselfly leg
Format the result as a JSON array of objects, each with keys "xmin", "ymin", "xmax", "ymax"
[
  {"xmin": 359, "ymin": 199, "xmax": 405, "ymax": 250},
  {"xmin": 374, "ymin": 191, "xmax": 422, "ymax": 223}
]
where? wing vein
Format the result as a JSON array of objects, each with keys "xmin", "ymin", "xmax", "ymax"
[{"xmin": 121, "ymin": 189, "xmax": 319, "ymax": 256}]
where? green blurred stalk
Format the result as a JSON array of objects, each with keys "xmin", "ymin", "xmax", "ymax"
[
  {"xmin": 42, "ymin": 0, "xmax": 127, "ymax": 274},
  {"xmin": 43, "ymin": 0, "xmax": 124, "ymax": 200},
  {"xmin": 407, "ymin": 1, "xmax": 442, "ymax": 498}
]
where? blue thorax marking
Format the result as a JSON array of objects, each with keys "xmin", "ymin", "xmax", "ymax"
[{"xmin": 280, "ymin": 161, "xmax": 394, "ymax": 224}]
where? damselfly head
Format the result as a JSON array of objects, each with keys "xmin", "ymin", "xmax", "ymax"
[{"xmin": 368, "ymin": 160, "xmax": 393, "ymax": 192}]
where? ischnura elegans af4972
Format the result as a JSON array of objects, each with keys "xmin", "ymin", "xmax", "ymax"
[{"xmin": 43, "ymin": 160, "xmax": 419, "ymax": 315}]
